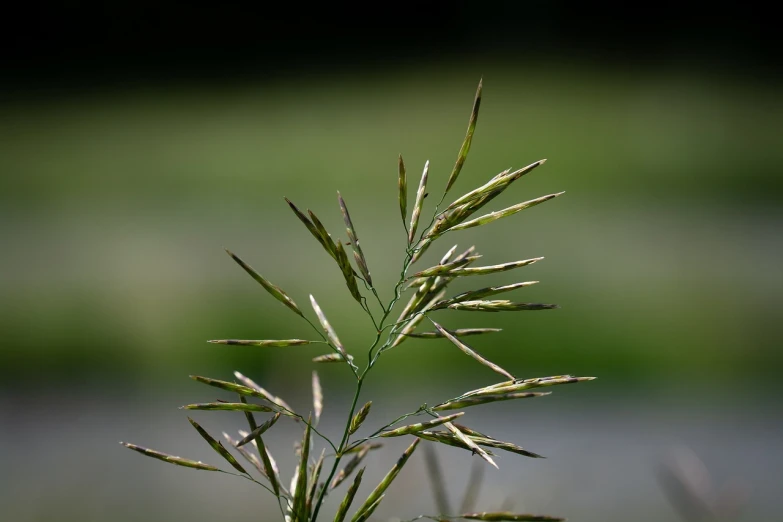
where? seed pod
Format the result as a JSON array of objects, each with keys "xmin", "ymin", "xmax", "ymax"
[
  {"xmin": 447, "ymin": 192, "xmax": 564, "ymax": 232},
  {"xmin": 236, "ymin": 413, "xmax": 281, "ymax": 447},
  {"xmin": 310, "ymin": 295, "xmax": 347, "ymax": 358},
  {"xmin": 408, "ymin": 160, "xmax": 430, "ymax": 244},
  {"xmin": 462, "ymin": 513, "xmax": 564, "ymax": 521},
  {"xmin": 312, "ymin": 353, "xmax": 354, "ymax": 363},
  {"xmin": 335, "ymin": 241, "xmax": 363, "ymax": 303},
  {"xmin": 187, "ymin": 417, "xmax": 247, "ymax": 474},
  {"xmin": 349, "ymin": 401, "xmax": 372, "ymax": 435},
  {"xmin": 121, "ymin": 442, "xmax": 219, "ymax": 471},
  {"xmin": 444, "ymin": 421, "xmax": 497, "ymax": 469},
  {"xmin": 223, "ymin": 432, "xmax": 264, "ymax": 474},
  {"xmin": 444, "ymin": 160, "xmax": 546, "ymax": 213},
  {"xmin": 182, "ymin": 402, "xmax": 275, "ymax": 412},
  {"xmin": 379, "ymin": 412, "xmax": 465, "ymax": 437},
  {"xmin": 338, "ymin": 191, "xmax": 372, "ymax": 285},
  {"xmin": 433, "ymin": 392, "xmax": 551, "ymax": 411},
  {"xmin": 312, "ymin": 371, "xmax": 323, "ymax": 424},
  {"xmin": 409, "ymin": 255, "xmax": 482, "ymax": 279},
  {"xmin": 447, "ymin": 301, "xmax": 558, "ymax": 312},
  {"xmin": 233, "ymin": 371, "xmax": 295, "ymax": 415},
  {"xmin": 432, "ymin": 282, "xmax": 538, "ymax": 309},
  {"xmin": 284, "ymin": 197, "xmax": 331, "ymax": 255},
  {"xmin": 445, "ymin": 79, "xmax": 482, "ymax": 194},
  {"xmin": 208, "ymin": 339, "xmax": 314, "ymax": 347},
  {"xmin": 404, "ymin": 328, "xmax": 502, "ymax": 339},
  {"xmin": 457, "ymin": 376, "xmax": 596, "ymax": 400},
  {"xmin": 448, "ymin": 258, "xmax": 544, "ymax": 277},
  {"xmin": 398, "ymin": 154, "xmax": 408, "ymax": 224},
  {"xmin": 431, "ymin": 320, "xmax": 514, "ymax": 381},
  {"xmin": 332, "ymin": 445, "xmax": 371, "ymax": 489},
  {"xmin": 307, "ymin": 208, "xmax": 340, "ymax": 260},
  {"xmin": 225, "ymin": 249, "xmax": 303, "ymax": 317}
]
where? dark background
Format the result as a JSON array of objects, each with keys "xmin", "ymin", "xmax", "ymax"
[{"xmin": 1, "ymin": 5, "xmax": 781, "ymax": 522}]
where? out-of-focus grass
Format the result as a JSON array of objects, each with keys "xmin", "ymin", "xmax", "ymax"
[{"xmin": 1, "ymin": 60, "xmax": 781, "ymax": 393}]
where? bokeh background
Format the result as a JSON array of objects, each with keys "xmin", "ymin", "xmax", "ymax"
[{"xmin": 1, "ymin": 5, "xmax": 781, "ymax": 522}]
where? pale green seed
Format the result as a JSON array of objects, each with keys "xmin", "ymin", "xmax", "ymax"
[
  {"xmin": 447, "ymin": 192, "xmax": 564, "ymax": 232},
  {"xmin": 208, "ymin": 339, "xmax": 314, "ymax": 347},
  {"xmin": 432, "ymin": 282, "xmax": 538, "ymax": 309},
  {"xmin": 188, "ymin": 417, "xmax": 247, "ymax": 474},
  {"xmin": 236, "ymin": 413, "xmax": 281, "ymax": 447},
  {"xmin": 333, "ymin": 468, "xmax": 365, "ymax": 522},
  {"xmin": 312, "ymin": 371, "xmax": 323, "ymax": 424},
  {"xmin": 445, "ymin": 79, "xmax": 482, "ymax": 194},
  {"xmin": 431, "ymin": 320, "xmax": 514, "ymax": 381},
  {"xmin": 349, "ymin": 401, "xmax": 372, "ymax": 435},
  {"xmin": 338, "ymin": 191, "xmax": 373, "ymax": 286},
  {"xmin": 447, "ymin": 300, "xmax": 558, "ymax": 312},
  {"xmin": 182, "ymin": 402, "xmax": 274, "ymax": 412},
  {"xmin": 448, "ymin": 257, "xmax": 544, "ymax": 277},
  {"xmin": 379, "ymin": 412, "xmax": 464, "ymax": 437},
  {"xmin": 462, "ymin": 512, "xmax": 564, "ymax": 521},
  {"xmin": 225, "ymin": 249, "xmax": 303, "ymax": 317},
  {"xmin": 408, "ymin": 160, "xmax": 429, "ymax": 244},
  {"xmin": 121, "ymin": 442, "xmax": 219, "ymax": 471},
  {"xmin": 433, "ymin": 392, "xmax": 551, "ymax": 411},
  {"xmin": 310, "ymin": 295, "xmax": 347, "ymax": 358},
  {"xmin": 404, "ymin": 328, "xmax": 502, "ymax": 339}
]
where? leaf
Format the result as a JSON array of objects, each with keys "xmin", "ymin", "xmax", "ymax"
[
  {"xmin": 398, "ymin": 154, "xmax": 407, "ymax": 224},
  {"xmin": 312, "ymin": 370, "xmax": 323, "ymax": 424},
  {"xmin": 307, "ymin": 449, "xmax": 326, "ymax": 519},
  {"xmin": 236, "ymin": 413, "xmax": 281, "ymax": 447},
  {"xmin": 462, "ymin": 513, "xmax": 564, "ymax": 522},
  {"xmin": 404, "ymin": 328, "xmax": 502, "ymax": 339},
  {"xmin": 208, "ymin": 339, "xmax": 314, "ymax": 347},
  {"xmin": 350, "ymin": 439, "xmax": 420, "ymax": 522},
  {"xmin": 445, "ymin": 79, "xmax": 482, "ymax": 194},
  {"xmin": 121, "ymin": 442, "xmax": 219, "ymax": 471},
  {"xmin": 379, "ymin": 412, "xmax": 465, "ymax": 437},
  {"xmin": 338, "ymin": 191, "xmax": 373, "ymax": 286},
  {"xmin": 182, "ymin": 402, "xmax": 274, "ymax": 412},
  {"xmin": 433, "ymin": 392, "xmax": 551, "ymax": 411},
  {"xmin": 225, "ymin": 249, "xmax": 303, "ymax": 317},
  {"xmin": 333, "ymin": 467, "xmax": 365, "ymax": 522},
  {"xmin": 349, "ymin": 401, "xmax": 372, "ymax": 435},
  {"xmin": 309, "ymin": 295, "xmax": 347, "ymax": 358},
  {"xmin": 353, "ymin": 494, "xmax": 384, "ymax": 522},
  {"xmin": 431, "ymin": 321, "xmax": 514, "ymax": 381},
  {"xmin": 447, "ymin": 192, "xmax": 564, "ymax": 232},
  {"xmin": 408, "ymin": 160, "xmax": 430, "ymax": 244},
  {"xmin": 187, "ymin": 417, "xmax": 247, "ymax": 474}
]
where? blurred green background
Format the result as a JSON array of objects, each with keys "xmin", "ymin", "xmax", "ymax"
[{"xmin": 1, "ymin": 5, "xmax": 781, "ymax": 522}]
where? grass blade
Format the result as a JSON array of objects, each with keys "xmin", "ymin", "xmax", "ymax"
[
  {"xmin": 350, "ymin": 438, "xmax": 420, "ymax": 522},
  {"xmin": 310, "ymin": 295, "xmax": 347, "ymax": 358},
  {"xmin": 233, "ymin": 371, "xmax": 295, "ymax": 416},
  {"xmin": 447, "ymin": 301, "xmax": 558, "ymax": 312},
  {"xmin": 353, "ymin": 494, "xmax": 384, "ymax": 522},
  {"xmin": 408, "ymin": 160, "xmax": 430, "ymax": 244},
  {"xmin": 443, "ymin": 421, "xmax": 498, "ymax": 469},
  {"xmin": 462, "ymin": 513, "xmax": 564, "ymax": 522},
  {"xmin": 120, "ymin": 442, "xmax": 219, "ymax": 471},
  {"xmin": 466, "ymin": 436, "xmax": 543, "ymax": 459},
  {"xmin": 404, "ymin": 328, "xmax": 502, "ymax": 339},
  {"xmin": 208, "ymin": 339, "xmax": 314, "ymax": 347},
  {"xmin": 447, "ymin": 258, "xmax": 544, "ymax": 277},
  {"xmin": 285, "ymin": 197, "xmax": 330, "ymax": 252},
  {"xmin": 444, "ymin": 160, "xmax": 546, "ymax": 214},
  {"xmin": 414, "ymin": 431, "xmax": 495, "ymax": 455},
  {"xmin": 398, "ymin": 154, "xmax": 407, "ymax": 225},
  {"xmin": 433, "ymin": 392, "xmax": 551, "ymax": 411},
  {"xmin": 312, "ymin": 370, "xmax": 323, "ymax": 425},
  {"xmin": 338, "ymin": 191, "xmax": 373, "ymax": 286},
  {"xmin": 187, "ymin": 417, "xmax": 247, "ymax": 474},
  {"xmin": 432, "ymin": 282, "xmax": 538, "ymax": 309},
  {"xmin": 333, "ymin": 467, "xmax": 365, "ymax": 522},
  {"xmin": 445, "ymin": 79, "xmax": 482, "ymax": 194},
  {"xmin": 236, "ymin": 413, "xmax": 281, "ymax": 447},
  {"xmin": 292, "ymin": 415, "xmax": 312, "ymax": 522},
  {"xmin": 308, "ymin": 208, "xmax": 340, "ymax": 260},
  {"xmin": 182, "ymin": 402, "xmax": 274, "ymax": 412},
  {"xmin": 458, "ymin": 376, "xmax": 596, "ymax": 400},
  {"xmin": 225, "ymin": 249, "xmax": 303, "ymax": 317},
  {"xmin": 447, "ymin": 192, "xmax": 564, "ymax": 232},
  {"xmin": 389, "ymin": 289, "xmax": 446, "ymax": 349},
  {"xmin": 379, "ymin": 412, "xmax": 464, "ymax": 437},
  {"xmin": 431, "ymin": 321, "xmax": 514, "ymax": 381},
  {"xmin": 349, "ymin": 401, "xmax": 372, "ymax": 435}
]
